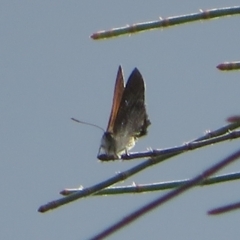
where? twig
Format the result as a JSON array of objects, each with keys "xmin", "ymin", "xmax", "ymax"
[
  {"xmin": 89, "ymin": 149, "xmax": 240, "ymax": 240},
  {"xmin": 118, "ymin": 130, "xmax": 240, "ymax": 160},
  {"xmin": 217, "ymin": 61, "xmax": 240, "ymax": 71},
  {"xmin": 60, "ymin": 171, "xmax": 240, "ymax": 196},
  {"xmin": 208, "ymin": 201, "xmax": 240, "ymax": 215},
  {"xmin": 91, "ymin": 6, "xmax": 240, "ymax": 40},
  {"xmin": 38, "ymin": 121, "xmax": 240, "ymax": 213}
]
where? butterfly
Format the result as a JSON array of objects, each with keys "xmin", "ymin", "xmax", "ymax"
[{"xmin": 98, "ymin": 66, "xmax": 151, "ymax": 161}]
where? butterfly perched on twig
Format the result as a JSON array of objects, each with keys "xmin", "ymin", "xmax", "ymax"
[{"xmin": 97, "ymin": 66, "xmax": 151, "ymax": 161}]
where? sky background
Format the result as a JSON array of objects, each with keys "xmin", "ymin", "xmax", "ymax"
[{"xmin": 1, "ymin": 1, "xmax": 240, "ymax": 240}]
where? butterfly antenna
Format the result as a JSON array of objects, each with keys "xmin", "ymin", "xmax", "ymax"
[{"xmin": 71, "ymin": 118, "xmax": 105, "ymax": 132}]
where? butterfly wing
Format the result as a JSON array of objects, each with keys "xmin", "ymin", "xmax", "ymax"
[
  {"xmin": 106, "ymin": 66, "xmax": 125, "ymax": 133},
  {"xmin": 112, "ymin": 68, "xmax": 151, "ymax": 152}
]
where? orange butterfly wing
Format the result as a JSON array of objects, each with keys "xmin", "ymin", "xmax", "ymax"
[{"xmin": 106, "ymin": 66, "xmax": 124, "ymax": 133}]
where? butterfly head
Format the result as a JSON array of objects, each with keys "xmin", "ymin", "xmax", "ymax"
[
  {"xmin": 97, "ymin": 132, "xmax": 119, "ymax": 160},
  {"xmin": 97, "ymin": 131, "xmax": 137, "ymax": 161}
]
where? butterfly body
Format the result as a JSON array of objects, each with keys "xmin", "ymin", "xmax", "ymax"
[{"xmin": 98, "ymin": 66, "xmax": 150, "ymax": 161}]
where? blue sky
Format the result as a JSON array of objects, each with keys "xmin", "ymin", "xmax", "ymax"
[{"xmin": 1, "ymin": 1, "xmax": 240, "ymax": 239}]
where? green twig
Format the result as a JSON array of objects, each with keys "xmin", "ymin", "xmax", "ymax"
[
  {"xmin": 60, "ymin": 172, "xmax": 240, "ymax": 196},
  {"xmin": 91, "ymin": 6, "xmax": 240, "ymax": 40}
]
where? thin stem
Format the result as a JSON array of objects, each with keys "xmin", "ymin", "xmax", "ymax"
[
  {"xmin": 91, "ymin": 6, "xmax": 240, "ymax": 40},
  {"xmin": 208, "ymin": 201, "xmax": 240, "ymax": 215},
  {"xmin": 118, "ymin": 130, "xmax": 240, "ymax": 160},
  {"xmin": 89, "ymin": 149, "xmax": 240, "ymax": 240},
  {"xmin": 38, "ymin": 121, "xmax": 240, "ymax": 213},
  {"xmin": 60, "ymin": 171, "xmax": 240, "ymax": 196},
  {"xmin": 217, "ymin": 61, "xmax": 240, "ymax": 71}
]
